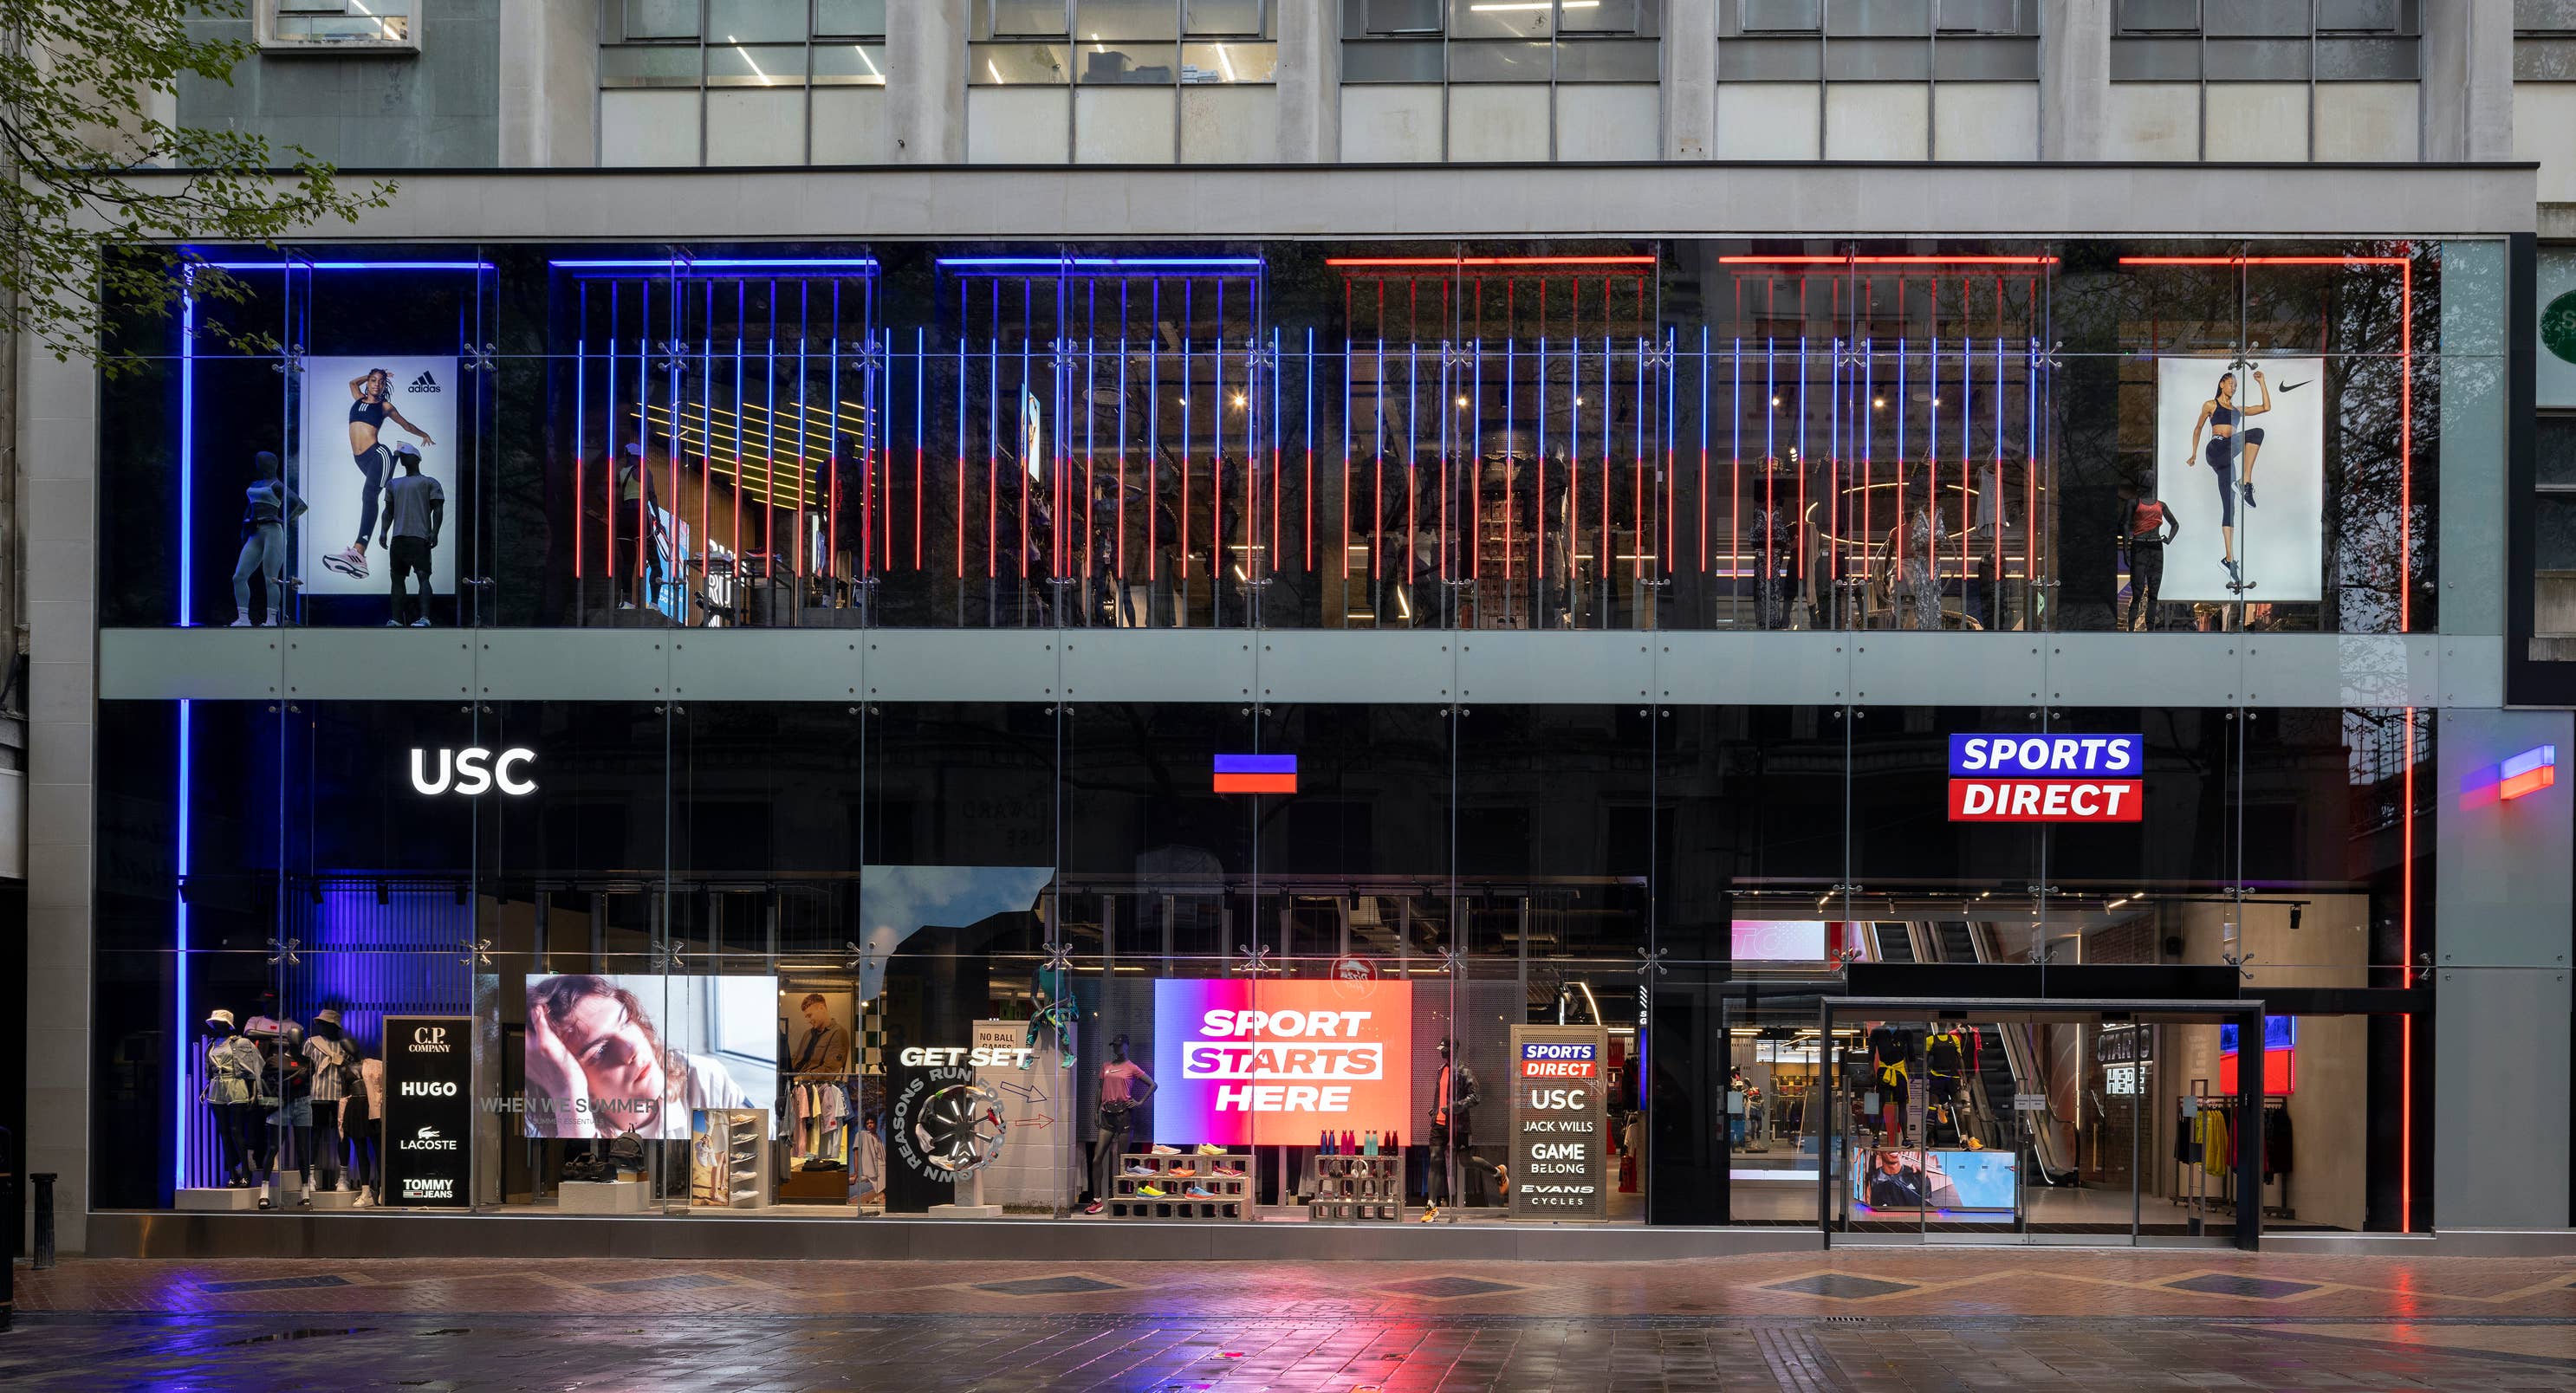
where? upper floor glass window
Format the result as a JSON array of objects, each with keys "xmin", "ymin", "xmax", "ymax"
[
  {"xmin": 600, "ymin": 0, "xmax": 889, "ymax": 88},
  {"xmin": 266, "ymin": 0, "xmax": 414, "ymax": 48},
  {"xmin": 1342, "ymin": 0, "xmax": 1661, "ymax": 84},
  {"xmin": 2112, "ymin": 0, "xmax": 2421, "ymax": 81},
  {"xmin": 972, "ymin": 0, "xmax": 1278, "ymax": 83},
  {"xmin": 1716, "ymin": 0, "xmax": 2037, "ymax": 83}
]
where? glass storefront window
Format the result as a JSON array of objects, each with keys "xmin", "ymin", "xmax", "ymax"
[{"xmin": 91, "ymin": 695, "xmax": 2430, "ymax": 1240}]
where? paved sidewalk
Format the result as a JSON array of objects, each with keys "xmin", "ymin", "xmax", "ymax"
[{"xmin": 7, "ymin": 1253, "xmax": 2572, "ymax": 1390}]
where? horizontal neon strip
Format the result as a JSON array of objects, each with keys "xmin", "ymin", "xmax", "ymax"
[
  {"xmin": 548, "ymin": 257, "xmax": 881, "ymax": 269},
  {"xmin": 2500, "ymin": 764, "xmax": 2556, "ymax": 801},
  {"xmin": 198, "ymin": 261, "xmax": 491, "ymax": 271},
  {"xmin": 2117, "ymin": 256, "xmax": 2409, "ymax": 266},
  {"xmin": 1716, "ymin": 256, "xmax": 2059, "ymax": 266},
  {"xmin": 1212, "ymin": 773, "xmax": 1297, "ymax": 794},
  {"xmin": 938, "ymin": 256, "xmax": 1262, "ymax": 270},
  {"xmin": 1214, "ymin": 753, "xmax": 1296, "ymax": 774},
  {"xmin": 1325, "ymin": 256, "xmax": 1655, "ymax": 268}
]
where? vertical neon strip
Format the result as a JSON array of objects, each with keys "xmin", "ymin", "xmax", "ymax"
[
  {"xmin": 674, "ymin": 288, "xmax": 691, "ymax": 599},
  {"xmin": 1502, "ymin": 340, "xmax": 1514, "ymax": 583},
  {"xmin": 1862, "ymin": 337, "xmax": 1873, "ymax": 586},
  {"xmin": 1829, "ymin": 335, "xmax": 1840, "ymax": 600},
  {"xmin": 1730, "ymin": 336, "xmax": 1741, "ymax": 584},
  {"xmin": 763, "ymin": 321, "xmax": 777, "ymax": 585},
  {"xmin": 1016, "ymin": 337, "xmax": 1028, "ymax": 591},
  {"xmin": 1183, "ymin": 332, "xmax": 1193, "ymax": 588},
  {"xmin": 1471, "ymin": 339, "xmax": 1483, "ymax": 584},
  {"xmin": 173, "ymin": 696, "xmax": 191, "ymax": 1184},
  {"xmin": 987, "ymin": 334, "xmax": 1000, "ymax": 581},
  {"xmin": 953, "ymin": 330, "xmax": 965, "ymax": 580},
  {"xmin": 701, "ymin": 288, "xmax": 713, "ymax": 599},
  {"xmin": 1763, "ymin": 337, "xmax": 1774, "ymax": 596},
  {"xmin": 1537, "ymin": 336, "xmax": 1548, "ymax": 586},
  {"xmin": 640, "ymin": 328, "xmax": 652, "ymax": 589},
  {"xmin": 1084, "ymin": 335, "xmax": 1097, "ymax": 581},
  {"xmin": 1632, "ymin": 334, "xmax": 1646, "ymax": 584},
  {"xmin": 922, "ymin": 325, "xmax": 932, "ymax": 568},
  {"xmin": 606, "ymin": 285, "xmax": 619, "ymax": 579},
  {"xmin": 574, "ymin": 288, "xmax": 585, "ymax": 582},
  {"xmin": 1993, "ymin": 333, "xmax": 2004, "ymax": 596},
  {"xmin": 2025, "ymin": 336, "xmax": 2036, "ymax": 591},
  {"xmin": 1896, "ymin": 336, "xmax": 1907, "ymax": 575},
  {"xmin": 1404, "ymin": 341, "xmax": 1415, "ymax": 590},
  {"xmin": 1794, "ymin": 335, "xmax": 1807, "ymax": 584},
  {"xmin": 732, "ymin": 295, "xmax": 745, "ymax": 579},
  {"xmin": 1599, "ymin": 334, "xmax": 1611, "ymax": 603},
  {"xmin": 1697, "ymin": 327, "xmax": 1709, "ymax": 574},
  {"xmin": 1927, "ymin": 334, "xmax": 1938, "ymax": 583},
  {"xmin": 1957, "ymin": 334, "xmax": 1969, "ymax": 604},
  {"xmin": 1438, "ymin": 340, "xmax": 1450, "ymax": 585},
  {"xmin": 1117, "ymin": 336, "xmax": 1129, "ymax": 585},
  {"xmin": 1303, "ymin": 328, "xmax": 1314, "ymax": 576}
]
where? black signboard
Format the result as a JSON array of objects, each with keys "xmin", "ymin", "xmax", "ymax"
[
  {"xmin": 383, "ymin": 1014, "xmax": 474, "ymax": 1208},
  {"xmin": 1509, "ymin": 1025, "xmax": 1610, "ymax": 1221}
]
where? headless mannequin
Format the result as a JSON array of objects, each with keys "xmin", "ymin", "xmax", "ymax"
[
  {"xmin": 203, "ymin": 1017, "xmax": 263, "ymax": 1188},
  {"xmin": 1089, "ymin": 1034, "xmax": 1156, "ymax": 1214},
  {"xmin": 306, "ymin": 1017, "xmax": 352, "ymax": 1194}
]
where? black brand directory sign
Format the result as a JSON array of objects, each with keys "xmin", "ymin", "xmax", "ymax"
[{"xmin": 384, "ymin": 1014, "xmax": 474, "ymax": 1208}]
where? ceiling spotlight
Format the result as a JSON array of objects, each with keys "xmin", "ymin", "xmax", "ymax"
[
  {"xmin": 1872, "ymin": 396, "xmax": 1885, "ymax": 409},
  {"xmin": 1456, "ymin": 395, "xmax": 1470, "ymax": 407},
  {"xmin": 1770, "ymin": 395, "xmax": 1782, "ymax": 407}
]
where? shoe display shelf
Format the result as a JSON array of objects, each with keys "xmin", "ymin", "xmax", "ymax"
[
  {"xmin": 1106, "ymin": 1150, "xmax": 1252, "ymax": 1221},
  {"xmin": 1308, "ymin": 1154, "xmax": 1403, "ymax": 1222}
]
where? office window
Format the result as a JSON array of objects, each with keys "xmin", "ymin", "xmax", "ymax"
[
  {"xmin": 2112, "ymin": 0, "xmax": 2419, "ymax": 79},
  {"xmin": 599, "ymin": 0, "xmax": 892, "ymax": 164},
  {"xmin": 267, "ymin": 0, "xmax": 414, "ymax": 47},
  {"xmin": 2521, "ymin": 0, "xmax": 2576, "ymax": 79},
  {"xmin": 1345, "ymin": 0, "xmax": 1660, "ymax": 80}
]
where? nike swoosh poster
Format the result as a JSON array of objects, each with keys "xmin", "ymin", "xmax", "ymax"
[{"xmin": 2154, "ymin": 357, "xmax": 2325, "ymax": 604}]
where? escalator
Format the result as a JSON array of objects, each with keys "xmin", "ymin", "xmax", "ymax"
[
  {"xmin": 1918, "ymin": 919, "xmax": 2075, "ymax": 1181},
  {"xmin": 1870, "ymin": 922, "xmax": 1915, "ymax": 962}
]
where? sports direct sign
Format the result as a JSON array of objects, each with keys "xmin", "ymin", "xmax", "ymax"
[
  {"xmin": 1948, "ymin": 735, "xmax": 2145, "ymax": 824},
  {"xmin": 1154, "ymin": 978, "xmax": 1411, "ymax": 1145}
]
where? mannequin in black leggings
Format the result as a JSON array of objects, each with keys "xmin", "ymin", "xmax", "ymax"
[{"xmin": 2186, "ymin": 368, "xmax": 2269, "ymax": 591}]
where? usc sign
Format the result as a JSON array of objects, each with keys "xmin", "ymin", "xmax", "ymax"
[{"xmin": 409, "ymin": 747, "xmax": 537, "ymax": 797}]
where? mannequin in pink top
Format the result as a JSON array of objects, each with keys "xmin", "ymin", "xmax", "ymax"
[{"xmin": 1086, "ymin": 1034, "xmax": 1156, "ymax": 1214}]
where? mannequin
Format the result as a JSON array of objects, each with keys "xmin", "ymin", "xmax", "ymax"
[
  {"xmin": 304, "ymin": 1008, "xmax": 357, "ymax": 1196},
  {"xmin": 1423, "ymin": 1037, "xmax": 1496, "ymax": 1216},
  {"xmin": 202, "ymin": 1009, "xmax": 263, "ymax": 1188},
  {"xmin": 1086, "ymin": 1033, "xmax": 1156, "ymax": 1215},
  {"xmin": 349, "ymin": 1054, "xmax": 386, "ymax": 1205}
]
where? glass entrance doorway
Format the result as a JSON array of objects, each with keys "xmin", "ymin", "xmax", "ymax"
[{"xmin": 1798, "ymin": 1000, "xmax": 2270, "ymax": 1248}]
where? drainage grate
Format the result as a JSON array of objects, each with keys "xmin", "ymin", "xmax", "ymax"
[{"xmin": 1822, "ymin": 1316, "xmax": 1870, "ymax": 1325}]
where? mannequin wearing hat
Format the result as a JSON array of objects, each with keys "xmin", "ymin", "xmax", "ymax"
[
  {"xmin": 305, "ymin": 1008, "xmax": 362, "ymax": 1199},
  {"xmin": 202, "ymin": 1010, "xmax": 264, "ymax": 1188}
]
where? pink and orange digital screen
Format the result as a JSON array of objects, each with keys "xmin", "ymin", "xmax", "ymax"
[{"xmin": 1153, "ymin": 978, "xmax": 1413, "ymax": 1145}]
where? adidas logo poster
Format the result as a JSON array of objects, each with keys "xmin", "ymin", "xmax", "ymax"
[{"xmin": 408, "ymin": 371, "xmax": 440, "ymax": 393}]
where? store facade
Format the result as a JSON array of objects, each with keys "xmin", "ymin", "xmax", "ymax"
[{"xmin": 57, "ymin": 163, "xmax": 2568, "ymax": 1257}]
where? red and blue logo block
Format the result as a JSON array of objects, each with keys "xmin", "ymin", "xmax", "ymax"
[
  {"xmin": 1213, "ymin": 753, "xmax": 1297, "ymax": 794},
  {"xmin": 1946, "ymin": 734, "xmax": 2145, "ymax": 823},
  {"xmin": 2461, "ymin": 744, "xmax": 2556, "ymax": 810}
]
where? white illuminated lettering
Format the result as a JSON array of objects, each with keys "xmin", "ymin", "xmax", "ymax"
[
  {"xmin": 409, "ymin": 748, "xmax": 451, "ymax": 795},
  {"xmin": 451, "ymin": 747, "xmax": 494, "ymax": 796}
]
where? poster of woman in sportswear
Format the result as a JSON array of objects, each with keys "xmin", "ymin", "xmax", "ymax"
[
  {"xmin": 299, "ymin": 357, "xmax": 459, "ymax": 603},
  {"xmin": 2154, "ymin": 357, "xmax": 2324, "ymax": 605}
]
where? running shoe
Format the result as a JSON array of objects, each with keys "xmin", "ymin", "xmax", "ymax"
[
  {"xmin": 230, "ymin": 617, "xmax": 254, "ymax": 627},
  {"xmin": 1124, "ymin": 1163, "xmax": 1157, "ymax": 1176},
  {"xmin": 1497, "ymin": 1167, "xmax": 1511, "ymax": 1197},
  {"xmin": 1195, "ymin": 1144, "xmax": 1225, "ymax": 1156},
  {"xmin": 2222, "ymin": 558, "xmax": 2245, "ymax": 589},
  {"xmin": 1416, "ymin": 1205, "xmax": 1440, "ymax": 1223},
  {"xmin": 2241, "ymin": 483, "xmax": 2258, "ymax": 509},
  {"xmin": 1150, "ymin": 1144, "xmax": 1181, "ymax": 1156},
  {"xmin": 384, "ymin": 619, "xmax": 401, "ymax": 627},
  {"xmin": 1082, "ymin": 1200, "xmax": 1104, "ymax": 1215},
  {"xmin": 1184, "ymin": 1185, "xmax": 1214, "ymax": 1198},
  {"xmin": 1210, "ymin": 1164, "xmax": 1245, "ymax": 1178},
  {"xmin": 410, "ymin": 618, "xmax": 431, "ymax": 627},
  {"xmin": 1163, "ymin": 1166, "xmax": 1196, "ymax": 1179},
  {"xmin": 321, "ymin": 547, "xmax": 368, "ymax": 580},
  {"xmin": 1137, "ymin": 1183, "xmax": 1167, "ymax": 1198}
]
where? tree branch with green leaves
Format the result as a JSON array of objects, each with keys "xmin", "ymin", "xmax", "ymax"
[{"xmin": 1, "ymin": 0, "xmax": 394, "ymax": 372}]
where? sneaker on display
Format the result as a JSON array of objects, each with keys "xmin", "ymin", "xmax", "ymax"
[
  {"xmin": 1184, "ymin": 1185, "xmax": 1214, "ymax": 1198},
  {"xmin": 1137, "ymin": 1183, "xmax": 1167, "ymax": 1198},
  {"xmin": 1149, "ymin": 1144, "xmax": 1181, "ymax": 1156},
  {"xmin": 261, "ymin": 616, "xmax": 281, "ymax": 626},
  {"xmin": 1164, "ymin": 1166, "xmax": 1195, "ymax": 1179},
  {"xmin": 1417, "ymin": 1205, "xmax": 1440, "ymax": 1224},
  {"xmin": 356, "ymin": 1186, "xmax": 374, "ymax": 1208},
  {"xmin": 230, "ymin": 615, "xmax": 253, "ymax": 627},
  {"xmin": 1124, "ymin": 1163, "xmax": 1156, "ymax": 1176},
  {"xmin": 1195, "ymin": 1144, "xmax": 1225, "ymax": 1156},
  {"xmin": 321, "ymin": 547, "xmax": 367, "ymax": 579},
  {"xmin": 410, "ymin": 618, "xmax": 431, "ymax": 627},
  {"xmin": 1210, "ymin": 1164, "xmax": 1245, "ymax": 1178},
  {"xmin": 1082, "ymin": 1200, "xmax": 1104, "ymax": 1215}
]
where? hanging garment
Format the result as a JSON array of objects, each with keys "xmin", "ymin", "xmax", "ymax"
[
  {"xmin": 2199, "ymin": 1111, "xmax": 2231, "ymax": 1179},
  {"xmin": 2262, "ymin": 1106, "xmax": 2294, "ymax": 1181}
]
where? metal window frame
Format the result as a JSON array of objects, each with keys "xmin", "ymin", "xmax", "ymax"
[{"xmin": 260, "ymin": 0, "xmax": 420, "ymax": 53}]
